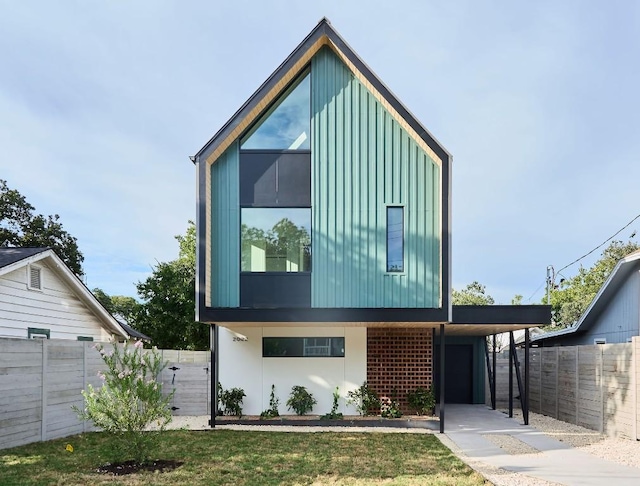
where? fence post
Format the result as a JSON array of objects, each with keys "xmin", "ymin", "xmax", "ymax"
[
  {"xmin": 575, "ymin": 346, "xmax": 579, "ymax": 425},
  {"xmin": 41, "ymin": 340, "xmax": 47, "ymax": 443},
  {"xmin": 82, "ymin": 342, "xmax": 87, "ymax": 433},
  {"xmin": 634, "ymin": 337, "xmax": 639, "ymax": 441},
  {"xmin": 555, "ymin": 347, "xmax": 559, "ymax": 419},
  {"xmin": 599, "ymin": 346, "xmax": 604, "ymax": 434}
]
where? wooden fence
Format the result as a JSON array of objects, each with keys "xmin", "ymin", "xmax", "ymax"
[
  {"xmin": 0, "ymin": 338, "xmax": 210, "ymax": 450},
  {"xmin": 493, "ymin": 337, "xmax": 640, "ymax": 440}
]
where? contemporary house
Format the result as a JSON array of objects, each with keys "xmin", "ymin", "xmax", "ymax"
[
  {"xmin": 0, "ymin": 247, "xmax": 129, "ymax": 342},
  {"xmin": 192, "ymin": 18, "xmax": 549, "ymax": 426},
  {"xmin": 533, "ymin": 249, "xmax": 640, "ymax": 347}
]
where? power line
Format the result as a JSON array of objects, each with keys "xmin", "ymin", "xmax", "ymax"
[
  {"xmin": 556, "ymin": 212, "xmax": 640, "ymax": 274},
  {"xmin": 527, "ymin": 213, "xmax": 639, "ymax": 303}
]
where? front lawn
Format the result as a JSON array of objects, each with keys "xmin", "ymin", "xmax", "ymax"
[{"xmin": 0, "ymin": 430, "xmax": 488, "ymax": 485}]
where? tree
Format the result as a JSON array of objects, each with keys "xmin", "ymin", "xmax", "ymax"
[
  {"xmin": 0, "ymin": 179, "xmax": 84, "ymax": 275},
  {"xmin": 134, "ymin": 221, "xmax": 208, "ymax": 350},
  {"xmin": 92, "ymin": 288, "xmax": 141, "ymax": 324},
  {"xmin": 452, "ymin": 281, "xmax": 495, "ymax": 305},
  {"xmin": 548, "ymin": 240, "xmax": 640, "ymax": 328}
]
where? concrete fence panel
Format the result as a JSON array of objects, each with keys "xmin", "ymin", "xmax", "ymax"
[
  {"xmin": 494, "ymin": 339, "xmax": 640, "ymax": 440},
  {"xmin": 0, "ymin": 338, "xmax": 210, "ymax": 450}
]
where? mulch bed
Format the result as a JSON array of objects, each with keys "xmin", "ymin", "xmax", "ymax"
[{"xmin": 96, "ymin": 459, "xmax": 183, "ymax": 476}]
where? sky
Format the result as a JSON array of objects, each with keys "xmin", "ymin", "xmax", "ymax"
[{"xmin": 1, "ymin": 1, "xmax": 639, "ymax": 305}]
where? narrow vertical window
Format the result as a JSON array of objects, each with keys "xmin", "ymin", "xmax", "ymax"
[{"xmin": 386, "ymin": 206, "xmax": 404, "ymax": 272}]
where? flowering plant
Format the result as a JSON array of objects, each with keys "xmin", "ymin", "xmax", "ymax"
[{"xmin": 73, "ymin": 340, "xmax": 173, "ymax": 463}]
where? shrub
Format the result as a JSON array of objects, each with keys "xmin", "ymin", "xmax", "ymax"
[
  {"xmin": 321, "ymin": 387, "xmax": 343, "ymax": 420},
  {"xmin": 380, "ymin": 395, "xmax": 402, "ymax": 418},
  {"xmin": 407, "ymin": 386, "xmax": 435, "ymax": 415},
  {"xmin": 260, "ymin": 384, "xmax": 280, "ymax": 419},
  {"xmin": 218, "ymin": 383, "xmax": 246, "ymax": 417},
  {"xmin": 286, "ymin": 385, "xmax": 317, "ymax": 415},
  {"xmin": 346, "ymin": 381, "xmax": 380, "ymax": 416},
  {"xmin": 73, "ymin": 340, "xmax": 173, "ymax": 464}
]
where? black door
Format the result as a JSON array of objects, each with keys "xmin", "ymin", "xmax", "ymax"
[{"xmin": 434, "ymin": 344, "xmax": 473, "ymax": 403}]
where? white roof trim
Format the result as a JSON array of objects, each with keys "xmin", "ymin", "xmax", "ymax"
[{"xmin": 0, "ymin": 249, "xmax": 129, "ymax": 339}]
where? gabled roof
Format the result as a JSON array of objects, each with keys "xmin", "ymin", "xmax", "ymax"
[
  {"xmin": 0, "ymin": 247, "xmax": 49, "ymax": 268},
  {"xmin": 193, "ymin": 17, "xmax": 451, "ymax": 167},
  {"xmin": 116, "ymin": 318, "xmax": 152, "ymax": 343},
  {"xmin": 532, "ymin": 249, "xmax": 640, "ymax": 343},
  {"xmin": 0, "ymin": 247, "xmax": 129, "ymax": 339}
]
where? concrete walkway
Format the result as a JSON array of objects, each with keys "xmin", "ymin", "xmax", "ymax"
[{"xmin": 443, "ymin": 404, "xmax": 640, "ymax": 486}]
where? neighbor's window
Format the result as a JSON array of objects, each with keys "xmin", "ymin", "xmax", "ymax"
[
  {"xmin": 28, "ymin": 327, "xmax": 50, "ymax": 339},
  {"xmin": 263, "ymin": 337, "xmax": 345, "ymax": 357},
  {"xmin": 386, "ymin": 206, "xmax": 404, "ymax": 272},
  {"xmin": 240, "ymin": 72, "xmax": 310, "ymax": 150},
  {"xmin": 241, "ymin": 208, "xmax": 311, "ymax": 272}
]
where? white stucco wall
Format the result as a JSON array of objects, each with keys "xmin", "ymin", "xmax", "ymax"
[{"xmin": 219, "ymin": 326, "xmax": 366, "ymax": 416}]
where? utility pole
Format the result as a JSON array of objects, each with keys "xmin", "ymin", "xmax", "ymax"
[{"xmin": 546, "ymin": 265, "xmax": 555, "ymax": 304}]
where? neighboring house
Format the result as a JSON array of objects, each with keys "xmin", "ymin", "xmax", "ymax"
[
  {"xmin": 192, "ymin": 18, "xmax": 549, "ymax": 418},
  {"xmin": 533, "ymin": 249, "xmax": 640, "ymax": 347},
  {"xmin": 0, "ymin": 247, "xmax": 129, "ymax": 342}
]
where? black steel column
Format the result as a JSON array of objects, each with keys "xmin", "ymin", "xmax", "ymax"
[
  {"xmin": 492, "ymin": 334, "xmax": 497, "ymax": 410},
  {"xmin": 439, "ymin": 323, "xmax": 445, "ymax": 433},
  {"xmin": 524, "ymin": 328, "xmax": 530, "ymax": 425},
  {"xmin": 209, "ymin": 324, "xmax": 218, "ymax": 428},
  {"xmin": 509, "ymin": 331, "xmax": 514, "ymax": 418}
]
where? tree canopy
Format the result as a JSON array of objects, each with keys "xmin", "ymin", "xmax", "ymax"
[
  {"xmin": 547, "ymin": 240, "xmax": 639, "ymax": 328},
  {"xmin": 92, "ymin": 288, "xmax": 141, "ymax": 325},
  {"xmin": 452, "ymin": 281, "xmax": 495, "ymax": 305},
  {"xmin": 134, "ymin": 221, "xmax": 208, "ymax": 350},
  {"xmin": 0, "ymin": 179, "xmax": 84, "ymax": 275}
]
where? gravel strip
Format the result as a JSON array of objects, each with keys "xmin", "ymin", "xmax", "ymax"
[{"xmin": 504, "ymin": 409, "xmax": 640, "ymax": 469}]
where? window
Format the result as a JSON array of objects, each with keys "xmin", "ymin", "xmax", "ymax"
[
  {"xmin": 240, "ymin": 72, "xmax": 310, "ymax": 150},
  {"xmin": 386, "ymin": 206, "xmax": 404, "ymax": 272},
  {"xmin": 240, "ymin": 152, "xmax": 311, "ymax": 207},
  {"xmin": 241, "ymin": 208, "xmax": 311, "ymax": 272},
  {"xmin": 77, "ymin": 336, "xmax": 94, "ymax": 342},
  {"xmin": 263, "ymin": 337, "xmax": 345, "ymax": 357},
  {"xmin": 28, "ymin": 327, "xmax": 50, "ymax": 339},
  {"xmin": 28, "ymin": 265, "xmax": 42, "ymax": 290},
  {"xmin": 594, "ymin": 338, "xmax": 606, "ymax": 345}
]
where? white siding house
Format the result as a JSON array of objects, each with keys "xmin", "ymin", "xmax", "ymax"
[{"xmin": 0, "ymin": 248, "xmax": 128, "ymax": 342}]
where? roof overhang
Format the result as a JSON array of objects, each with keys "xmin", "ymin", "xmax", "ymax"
[{"xmin": 203, "ymin": 304, "xmax": 550, "ymax": 337}]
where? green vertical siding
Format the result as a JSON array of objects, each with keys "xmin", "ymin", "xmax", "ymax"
[
  {"xmin": 210, "ymin": 142, "xmax": 239, "ymax": 307},
  {"xmin": 311, "ymin": 47, "xmax": 440, "ymax": 308}
]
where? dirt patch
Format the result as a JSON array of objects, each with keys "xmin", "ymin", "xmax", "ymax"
[{"xmin": 96, "ymin": 459, "xmax": 183, "ymax": 476}]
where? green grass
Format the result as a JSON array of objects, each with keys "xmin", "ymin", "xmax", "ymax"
[{"xmin": 0, "ymin": 430, "xmax": 488, "ymax": 485}]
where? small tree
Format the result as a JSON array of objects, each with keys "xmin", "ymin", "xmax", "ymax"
[{"xmin": 74, "ymin": 341, "xmax": 173, "ymax": 464}]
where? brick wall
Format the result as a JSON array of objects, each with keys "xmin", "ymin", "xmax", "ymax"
[{"xmin": 367, "ymin": 328, "xmax": 433, "ymax": 413}]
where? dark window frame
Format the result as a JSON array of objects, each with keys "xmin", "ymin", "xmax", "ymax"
[
  {"xmin": 240, "ymin": 207, "xmax": 312, "ymax": 274},
  {"xmin": 262, "ymin": 336, "xmax": 345, "ymax": 357},
  {"xmin": 386, "ymin": 206, "xmax": 405, "ymax": 273},
  {"xmin": 28, "ymin": 327, "xmax": 50, "ymax": 339}
]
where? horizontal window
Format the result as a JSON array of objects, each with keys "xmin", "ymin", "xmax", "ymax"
[
  {"xmin": 263, "ymin": 337, "xmax": 345, "ymax": 357},
  {"xmin": 241, "ymin": 208, "xmax": 311, "ymax": 272}
]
